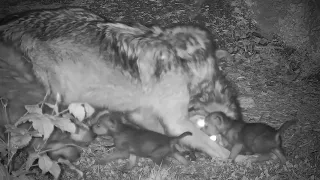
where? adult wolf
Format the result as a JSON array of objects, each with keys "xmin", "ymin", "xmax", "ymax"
[{"xmin": 0, "ymin": 7, "xmax": 245, "ymax": 161}]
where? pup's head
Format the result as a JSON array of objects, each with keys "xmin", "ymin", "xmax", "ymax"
[
  {"xmin": 92, "ymin": 112, "xmax": 123, "ymax": 136},
  {"xmin": 70, "ymin": 124, "xmax": 97, "ymax": 146},
  {"xmin": 204, "ymin": 111, "xmax": 229, "ymax": 135}
]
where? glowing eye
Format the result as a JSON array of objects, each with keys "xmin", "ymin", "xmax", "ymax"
[
  {"xmin": 197, "ymin": 118, "xmax": 205, "ymax": 127},
  {"xmin": 210, "ymin": 135, "xmax": 217, "ymax": 141}
]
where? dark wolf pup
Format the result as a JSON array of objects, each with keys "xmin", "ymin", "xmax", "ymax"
[
  {"xmin": 92, "ymin": 111, "xmax": 191, "ymax": 169},
  {"xmin": 204, "ymin": 111, "xmax": 297, "ymax": 164}
]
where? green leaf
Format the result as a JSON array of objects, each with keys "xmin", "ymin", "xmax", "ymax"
[
  {"xmin": 26, "ymin": 152, "xmax": 39, "ymax": 171},
  {"xmin": 68, "ymin": 103, "xmax": 95, "ymax": 121},
  {"xmin": 4, "ymin": 124, "xmax": 16, "ymax": 131},
  {"xmin": 13, "ymin": 174, "xmax": 34, "ymax": 180},
  {"xmin": 0, "ymin": 148, "xmax": 7, "ymax": 157},
  {"xmin": 15, "ymin": 114, "xmax": 42, "ymax": 126},
  {"xmin": 5, "ymin": 126, "xmax": 29, "ymax": 135},
  {"xmin": 29, "ymin": 115, "xmax": 54, "ymax": 140},
  {"xmin": 14, "ymin": 113, "xmax": 55, "ymax": 141},
  {"xmin": 38, "ymin": 155, "xmax": 53, "ymax": 174},
  {"xmin": 68, "ymin": 103, "xmax": 86, "ymax": 121},
  {"xmin": 25, "ymin": 104, "xmax": 42, "ymax": 115},
  {"xmin": 50, "ymin": 116, "xmax": 76, "ymax": 134},
  {"xmin": 10, "ymin": 132, "xmax": 32, "ymax": 149},
  {"xmin": 48, "ymin": 161, "xmax": 61, "ymax": 180},
  {"xmin": 29, "ymin": 130, "xmax": 42, "ymax": 137},
  {"xmin": 11, "ymin": 169, "xmax": 26, "ymax": 176},
  {"xmin": 62, "ymin": 113, "xmax": 73, "ymax": 119},
  {"xmin": 82, "ymin": 103, "xmax": 95, "ymax": 118},
  {"xmin": 0, "ymin": 163, "xmax": 9, "ymax": 179},
  {"xmin": 0, "ymin": 141, "xmax": 7, "ymax": 155}
]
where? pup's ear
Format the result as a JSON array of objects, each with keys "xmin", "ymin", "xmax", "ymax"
[
  {"xmin": 215, "ymin": 114, "xmax": 223, "ymax": 125},
  {"xmin": 206, "ymin": 113, "xmax": 223, "ymax": 126},
  {"xmin": 106, "ymin": 117, "xmax": 117, "ymax": 130}
]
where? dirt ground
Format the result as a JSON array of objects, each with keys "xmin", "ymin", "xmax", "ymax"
[{"xmin": 0, "ymin": 0, "xmax": 319, "ymax": 179}]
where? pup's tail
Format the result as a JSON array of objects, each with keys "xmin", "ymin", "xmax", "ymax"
[
  {"xmin": 170, "ymin": 131, "xmax": 192, "ymax": 146},
  {"xmin": 278, "ymin": 120, "xmax": 297, "ymax": 134},
  {"xmin": 275, "ymin": 120, "xmax": 297, "ymax": 144}
]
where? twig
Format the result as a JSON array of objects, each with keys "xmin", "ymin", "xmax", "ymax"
[
  {"xmin": 299, "ymin": 141, "xmax": 311, "ymax": 148},
  {"xmin": 0, "ymin": 97, "xmax": 10, "ymax": 124},
  {"xmin": 51, "ymin": 93, "xmax": 62, "ymax": 116},
  {"xmin": 30, "ymin": 164, "xmax": 39, "ymax": 168},
  {"xmin": 38, "ymin": 138, "xmax": 49, "ymax": 153},
  {"xmin": 54, "ymin": 108, "xmax": 69, "ymax": 116},
  {"xmin": 291, "ymin": 168, "xmax": 307, "ymax": 180},
  {"xmin": 16, "ymin": 161, "xmax": 39, "ymax": 172},
  {"xmin": 258, "ymin": 112, "xmax": 266, "ymax": 122},
  {"xmin": 6, "ymin": 149, "xmax": 16, "ymax": 170},
  {"xmin": 0, "ymin": 137, "xmax": 5, "ymax": 144},
  {"xmin": 40, "ymin": 89, "xmax": 50, "ymax": 110},
  {"xmin": 0, "ymin": 97, "xmax": 15, "ymax": 171},
  {"xmin": 0, "ymin": 98, "xmax": 8, "ymax": 146}
]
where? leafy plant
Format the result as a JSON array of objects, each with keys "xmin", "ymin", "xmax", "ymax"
[{"xmin": 0, "ymin": 94, "xmax": 96, "ymax": 180}]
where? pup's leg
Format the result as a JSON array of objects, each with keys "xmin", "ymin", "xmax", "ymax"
[
  {"xmin": 126, "ymin": 154, "xmax": 139, "ymax": 170},
  {"xmin": 151, "ymin": 156, "xmax": 171, "ymax": 168},
  {"xmin": 229, "ymin": 143, "xmax": 243, "ymax": 161},
  {"xmin": 181, "ymin": 149, "xmax": 197, "ymax": 161},
  {"xmin": 252, "ymin": 153, "xmax": 276, "ymax": 163},
  {"xmin": 151, "ymin": 153, "xmax": 189, "ymax": 168},
  {"xmin": 171, "ymin": 152, "xmax": 189, "ymax": 165},
  {"xmin": 58, "ymin": 158, "xmax": 83, "ymax": 179},
  {"xmin": 149, "ymin": 146, "xmax": 171, "ymax": 167},
  {"xmin": 95, "ymin": 150, "xmax": 130, "ymax": 165},
  {"xmin": 271, "ymin": 148, "xmax": 286, "ymax": 164}
]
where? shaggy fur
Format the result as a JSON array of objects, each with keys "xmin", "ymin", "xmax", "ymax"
[{"xmin": 0, "ymin": 7, "xmax": 245, "ymax": 161}]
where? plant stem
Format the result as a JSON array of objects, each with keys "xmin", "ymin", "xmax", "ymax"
[{"xmin": 38, "ymin": 143, "xmax": 84, "ymax": 155}]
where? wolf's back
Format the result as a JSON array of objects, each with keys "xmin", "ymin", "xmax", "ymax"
[
  {"xmin": 0, "ymin": 7, "xmax": 182, "ymax": 114},
  {"xmin": 0, "ymin": 7, "xmax": 105, "ymax": 41}
]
